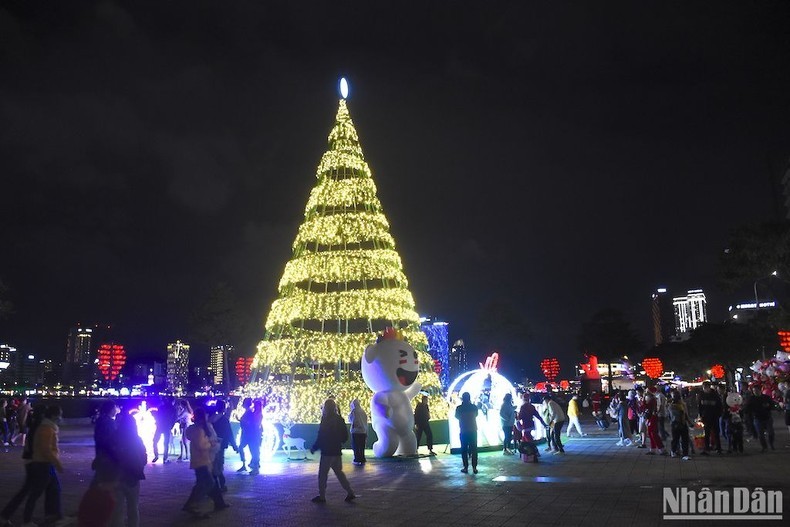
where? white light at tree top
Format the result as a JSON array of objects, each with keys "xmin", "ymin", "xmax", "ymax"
[{"xmin": 339, "ymin": 77, "xmax": 349, "ymax": 99}]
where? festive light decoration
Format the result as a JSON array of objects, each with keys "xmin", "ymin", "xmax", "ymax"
[
  {"xmin": 778, "ymin": 330, "xmax": 790, "ymax": 353},
  {"xmin": 642, "ymin": 357, "xmax": 663, "ymax": 379},
  {"xmin": 245, "ymin": 89, "xmax": 445, "ymax": 423},
  {"xmin": 579, "ymin": 354, "xmax": 600, "ymax": 379},
  {"xmin": 421, "ymin": 320, "xmax": 450, "ymax": 390},
  {"xmin": 710, "ymin": 364, "xmax": 725, "ymax": 379},
  {"xmin": 97, "ymin": 343, "xmax": 126, "ymax": 382},
  {"xmin": 235, "ymin": 357, "xmax": 253, "ymax": 385},
  {"xmin": 540, "ymin": 357, "xmax": 560, "ymax": 382}
]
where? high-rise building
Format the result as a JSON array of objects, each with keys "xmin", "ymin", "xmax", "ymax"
[
  {"xmin": 728, "ymin": 300, "xmax": 778, "ymax": 322},
  {"xmin": 449, "ymin": 339, "xmax": 468, "ymax": 381},
  {"xmin": 651, "ymin": 288, "xmax": 674, "ymax": 346},
  {"xmin": 166, "ymin": 340, "xmax": 190, "ymax": 394},
  {"xmin": 209, "ymin": 345, "xmax": 231, "ymax": 387},
  {"xmin": 420, "ymin": 318, "xmax": 450, "ymax": 390},
  {"xmin": 673, "ymin": 289, "xmax": 707, "ymax": 340},
  {"xmin": 0, "ymin": 344, "xmax": 15, "ymax": 370},
  {"xmin": 65, "ymin": 326, "xmax": 93, "ymax": 364}
]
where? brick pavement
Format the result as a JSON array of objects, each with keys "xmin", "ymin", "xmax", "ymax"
[{"xmin": 0, "ymin": 417, "xmax": 787, "ymax": 526}]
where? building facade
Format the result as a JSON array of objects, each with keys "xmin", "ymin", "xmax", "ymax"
[
  {"xmin": 166, "ymin": 340, "xmax": 190, "ymax": 394},
  {"xmin": 651, "ymin": 288, "xmax": 674, "ymax": 346},
  {"xmin": 209, "ymin": 344, "xmax": 231, "ymax": 387},
  {"xmin": 673, "ymin": 289, "xmax": 707, "ymax": 340}
]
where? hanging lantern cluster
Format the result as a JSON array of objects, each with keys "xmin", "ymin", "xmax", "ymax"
[
  {"xmin": 540, "ymin": 357, "xmax": 560, "ymax": 382},
  {"xmin": 235, "ymin": 357, "xmax": 254, "ymax": 384},
  {"xmin": 778, "ymin": 330, "xmax": 790, "ymax": 353},
  {"xmin": 97, "ymin": 343, "xmax": 126, "ymax": 381},
  {"xmin": 642, "ymin": 357, "xmax": 663, "ymax": 379},
  {"xmin": 710, "ymin": 364, "xmax": 725, "ymax": 379}
]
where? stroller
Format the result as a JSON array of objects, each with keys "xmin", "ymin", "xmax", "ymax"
[{"xmin": 513, "ymin": 424, "xmax": 539, "ymax": 463}]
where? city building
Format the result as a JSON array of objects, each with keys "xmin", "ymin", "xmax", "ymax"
[
  {"xmin": 420, "ymin": 318, "xmax": 450, "ymax": 390},
  {"xmin": 673, "ymin": 289, "xmax": 708, "ymax": 340},
  {"xmin": 449, "ymin": 339, "xmax": 468, "ymax": 381},
  {"xmin": 728, "ymin": 300, "xmax": 778, "ymax": 322},
  {"xmin": 210, "ymin": 344, "xmax": 232, "ymax": 387},
  {"xmin": 651, "ymin": 288, "xmax": 674, "ymax": 346},
  {"xmin": 166, "ymin": 340, "xmax": 190, "ymax": 394}
]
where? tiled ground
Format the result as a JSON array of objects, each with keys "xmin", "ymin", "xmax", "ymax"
[{"xmin": 1, "ymin": 417, "xmax": 788, "ymax": 526}]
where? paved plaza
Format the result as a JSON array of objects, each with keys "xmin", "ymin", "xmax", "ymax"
[{"xmin": 1, "ymin": 418, "xmax": 788, "ymax": 527}]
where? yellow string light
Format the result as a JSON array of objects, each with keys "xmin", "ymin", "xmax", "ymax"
[{"xmin": 247, "ymin": 96, "xmax": 445, "ymax": 423}]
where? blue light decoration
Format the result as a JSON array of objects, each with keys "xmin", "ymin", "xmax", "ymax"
[{"xmin": 420, "ymin": 318, "xmax": 450, "ymax": 390}]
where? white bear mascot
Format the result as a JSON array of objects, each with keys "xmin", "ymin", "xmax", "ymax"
[{"xmin": 361, "ymin": 327, "xmax": 422, "ymax": 457}]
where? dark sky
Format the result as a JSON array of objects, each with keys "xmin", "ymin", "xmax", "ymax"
[{"xmin": 2, "ymin": 0, "xmax": 790, "ymax": 379}]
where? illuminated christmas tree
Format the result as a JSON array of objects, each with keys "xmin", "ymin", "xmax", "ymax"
[{"xmin": 246, "ymin": 80, "xmax": 445, "ymax": 423}]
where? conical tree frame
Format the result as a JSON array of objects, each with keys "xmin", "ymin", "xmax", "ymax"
[{"xmin": 245, "ymin": 98, "xmax": 446, "ymax": 423}]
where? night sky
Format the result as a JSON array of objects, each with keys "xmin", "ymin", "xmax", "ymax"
[{"xmin": 2, "ymin": 1, "xmax": 790, "ymax": 379}]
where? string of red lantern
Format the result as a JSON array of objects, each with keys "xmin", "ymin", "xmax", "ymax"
[
  {"xmin": 540, "ymin": 357, "xmax": 560, "ymax": 382},
  {"xmin": 642, "ymin": 357, "xmax": 663, "ymax": 379},
  {"xmin": 235, "ymin": 357, "xmax": 254, "ymax": 384},
  {"xmin": 97, "ymin": 343, "xmax": 126, "ymax": 381}
]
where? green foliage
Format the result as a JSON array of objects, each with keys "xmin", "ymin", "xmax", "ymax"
[
  {"xmin": 577, "ymin": 308, "xmax": 643, "ymax": 360},
  {"xmin": 719, "ymin": 222, "xmax": 790, "ymax": 291},
  {"xmin": 658, "ymin": 321, "xmax": 778, "ymax": 379}
]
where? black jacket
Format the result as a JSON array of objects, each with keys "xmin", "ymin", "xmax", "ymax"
[{"xmin": 312, "ymin": 414, "xmax": 348, "ymax": 456}]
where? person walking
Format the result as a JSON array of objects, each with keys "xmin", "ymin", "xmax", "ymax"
[
  {"xmin": 644, "ymin": 390, "xmax": 667, "ymax": 455},
  {"xmin": 614, "ymin": 392, "xmax": 630, "ymax": 446},
  {"xmin": 109, "ymin": 412, "xmax": 146, "ymax": 527},
  {"xmin": 182, "ymin": 407, "xmax": 229, "ymax": 518},
  {"xmin": 0, "ymin": 399, "xmax": 9, "ymax": 446},
  {"xmin": 24, "ymin": 405, "xmax": 65, "ymax": 527},
  {"xmin": 499, "ymin": 393, "xmax": 516, "ymax": 455},
  {"xmin": 413, "ymin": 395, "xmax": 435, "ymax": 456},
  {"xmin": 668, "ymin": 390, "xmax": 693, "ymax": 460},
  {"xmin": 348, "ymin": 399, "xmax": 368, "ymax": 464},
  {"xmin": 246, "ymin": 400, "xmax": 264, "ymax": 476},
  {"xmin": 12, "ymin": 398, "xmax": 31, "ymax": 448},
  {"xmin": 0, "ymin": 405, "xmax": 48, "ymax": 527},
  {"xmin": 543, "ymin": 394, "xmax": 566, "ymax": 454},
  {"xmin": 210, "ymin": 400, "xmax": 238, "ymax": 492},
  {"xmin": 176, "ymin": 399, "xmax": 193, "ymax": 462},
  {"xmin": 697, "ymin": 381, "xmax": 722, "ymax": 455},
  {"xmin": 152, "ymin": 397, "xmax": 176, "ymax": 464},
  {"xmin": 92, "ymin": 400, "xmax": 119, "ymax": 486},
  {"xmin": 566, "ymin": 394, "xmax": 587, "ymax": 437},
  {"xmin": 455, "ymin": 392, "xmax": 479, "ymax": 474},
  {"xmin": 236, "ymin": 398, "xmax": 253, "ymax": 473},
  {"xmin": 745, "ymin": 384, "xmax": 776, "ymax": 452},
  {"xmin": 310, "ymin": 399, "xmax": 356, "ymax": 503},
  {"xmin": 655, "ymin": 386, "xmax": 670, "ymax": 441}
]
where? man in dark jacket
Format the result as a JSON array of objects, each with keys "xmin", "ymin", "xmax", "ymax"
[
  {"xmin": 152, "ymin": 398, "xmax": 177, "ymax": 464},
  {"xmin": 310, "ymin": 399, "xmax": 355, "ymax": 503},
  {"xmin": 414, "ymin": 395, "xmax": 435, "ymax": 456},
  {"xmin": 93, "ymin": 400, "xmax": 119, "ymax": 484},
  {"xmin": 210, "ymin": 400, "xmax": 238, "ymax": 492},
  {"xmin": 455, "ymin": 392, "xmax": 479, "ymax": 474},
  {"xmin": 745, "ymin": 384, "xmax": 776, "ymax": 452},
  {"xmin": 697, "ymin": 382, "xmax": 722, "ymax": 454}
]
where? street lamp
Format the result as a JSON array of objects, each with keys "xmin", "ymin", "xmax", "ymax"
[
  {"xmin": 753, "ymin": 271, "xmax": 778, "ymax": 311},
  {"xmin": 753, "ymin": 271, "xmax": 777, "ymax": 361}
]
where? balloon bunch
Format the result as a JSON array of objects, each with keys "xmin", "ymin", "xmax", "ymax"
[{"xmin": 749, "ymin": 350, "xmax": 790, "ymax": 402}]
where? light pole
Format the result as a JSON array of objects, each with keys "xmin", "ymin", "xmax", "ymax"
[{"xmin": 753, "ymin": 270, "xmax": 777, "ymax": 361}]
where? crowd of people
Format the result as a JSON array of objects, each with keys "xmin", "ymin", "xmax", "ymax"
[{"xmin": 0, "ymin": 382, "xmax": 787, "ymax": 524}]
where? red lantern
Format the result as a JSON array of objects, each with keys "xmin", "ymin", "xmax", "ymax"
[
  {"xmin": 778, "ymin": 331, "xmax": 790, "ymax": 353},
  {"xmin": 97, "ymin": 343, "xmax": 126, "ymax": 382},
  {"xmin": 710, "ymin": 364, "xmax": 725, "ymax": 379},
  {"xmin": 642, "ymin": 357, "xmax": 663, "ymax": 379},
  {"xmin": 235, "ymin": 357, "xmax": 254, "ymax": 385},
  {"xmin": 540, "ymin": 357, "xmax": 560, "ymax": 382},
  {"xmin": 433, "ymin": 359, "xmax": 442, "ymax": 374}
]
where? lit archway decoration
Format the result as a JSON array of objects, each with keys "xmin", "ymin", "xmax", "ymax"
[
  {"xmin": 710, "ymin": 364, "xmax": 725, "ymax": 379},
  {"xmin": 540, "ymin": 357, "xmax": 560, "ymax": 382},
  {"xmin": 642, "ymin": 357, "xmax": 663, "ymax": 379}
]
